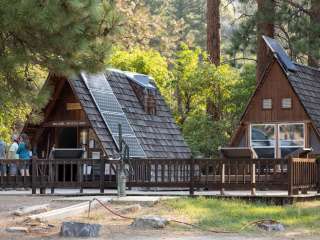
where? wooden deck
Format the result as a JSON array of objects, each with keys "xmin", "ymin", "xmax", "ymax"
[{"xmin": 0, "ymin": 157, "xmax": 318, "ymax": 197}]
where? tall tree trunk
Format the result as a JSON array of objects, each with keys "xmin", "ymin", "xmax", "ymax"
[
  {"xmin": 207, "ymin": 0, "xmax": 220, "ymax": 65},
  {"xmin": 256, "ymin": 0, "xmax": 275, "ymax": 84},
  {"xmin": 308, "ymin": 0, "xmax": 320, "ymax": 68},
  {"xmin": 206, "ymin": 0, "xmax": 220, "ymax": 120}
]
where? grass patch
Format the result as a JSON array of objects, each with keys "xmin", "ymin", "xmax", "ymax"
[{"xmin": 162, "ymin": 198, "xmax": 320, "ymax": 233}]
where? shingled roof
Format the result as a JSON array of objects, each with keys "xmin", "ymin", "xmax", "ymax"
[
  {"xmin": 263, "ymin": 36, "xmax": 320, "ymax": 131},
  {"xmin": 69, "ymin": 70, "xmax": 191, "ymax": 159},
  {"xmin": 288, "ymin": 64, "xmax": 320, "ymax": 129}
]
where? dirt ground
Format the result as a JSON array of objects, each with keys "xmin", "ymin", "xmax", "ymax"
[{"xmin": 0, "ymin": 195, "xmax": 318, "ymax": 240}]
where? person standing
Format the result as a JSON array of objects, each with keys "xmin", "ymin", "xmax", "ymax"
[
  {"xmin": 0, "ymin": 139, "xmax": 7, "ymax": 177},
  {"xmin": 17, "ymin": 133, "xmax": 31, "ymax": 176},
  {"xmin": 8, "ymin": 135, "xmax": 19, "ymax": 176}
]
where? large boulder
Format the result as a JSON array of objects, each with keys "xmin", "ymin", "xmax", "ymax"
[
  {"xmin": 60, "ymin": 222, "xmax": 101, "ymax": 237},
  {"xmin": 130, "ymin": 216, "xmax": 168, "ymax": 229}
]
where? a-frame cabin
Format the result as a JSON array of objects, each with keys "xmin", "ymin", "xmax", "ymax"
[
  {"xmin": 230, "ymin": 36, "xmax": 320, "ymax": 159},
  {"xmin": 24, "ymin": 70, "xmax": 191, "ymax": 161}
]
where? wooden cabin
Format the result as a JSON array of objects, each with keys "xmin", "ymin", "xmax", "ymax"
[
  {"xmin": 23, "ymin": 70, "xmax": 191, "ymax": 161},
  {"xmin": 230, "ymin": 36, "xmax": 320, "ymax": 158}
]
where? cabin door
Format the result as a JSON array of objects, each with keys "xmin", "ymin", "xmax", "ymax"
[{"xmin": 56, "ymin": 127, "xmax": 78, "ymax": 148}]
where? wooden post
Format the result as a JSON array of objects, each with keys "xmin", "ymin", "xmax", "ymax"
[
  {"xmin": 250, "ymin": 160, "xmax": 256, "ymax": 196},
  {"xmin": 288, "ymin": 157, "xmax": 294, "ymax": 196},
  {"xmin": 100, "ymin": 159, "xmax": 106, "ymax": 193},
  {"xmin": 189, "ymin": 158, "xmax": 194, "ymax": 196},
  {"xmin": 220, "ymin": 161, "xmax": 225, "ymax": 195},
  {"xmin": 31, "ymin": 157, "xmax": 36, "ymax": 194},
  {"xmin": 78, "ymin": 161, "xmax": 83, "ymax": 194},
  {"xmin": 317, "ymin": 158, "xmax": 320, "ymax": 194}
]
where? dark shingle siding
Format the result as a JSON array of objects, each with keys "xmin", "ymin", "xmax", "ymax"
[
  {"xmin": 106, "ymin": 71, "xmax": 191, "ymax": 159},
  {"xmin": 69, "ymin": 77, "xmax": 119, "ymax": 158},
  {"xmin": 288, "ymin": 64, "xmax": 320, "ymax": 129}
]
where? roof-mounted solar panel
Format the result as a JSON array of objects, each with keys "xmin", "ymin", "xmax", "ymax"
[
  {"xmin": 81, "ymin": 72, "xmax": 146, "ymax": 158},
  {"xmin": 263, "ymin": 36, "xmax": 297, "ymax": 72},
  {"xmin": 108, "ymin": 68, "xmax": 156, "ymax": 90}
]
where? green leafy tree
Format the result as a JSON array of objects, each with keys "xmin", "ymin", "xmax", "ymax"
[{"xmin": 109, "ymin": 48, "xmax": 171, "ymax": 98}]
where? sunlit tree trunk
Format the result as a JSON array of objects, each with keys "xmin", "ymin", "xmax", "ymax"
[
  {"xmin": 207, "ymin": 0, "xmax": 220, "ymax": 65},
  {"xmin": 206, "ymin": 0, "xmax": 220, "ymax": 120},
  {"xmin": 256, "ymin": 0, "xmax": 275, "ymax": 83},
  {"xmin": 308, "ymin": 0, "xmax": 320, "ymax": 68}
]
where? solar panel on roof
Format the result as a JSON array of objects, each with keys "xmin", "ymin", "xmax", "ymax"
[
  {"xmin": 81, "ymin": 72, "xmax": 146, "ymax": 158},
  {"xmin": 107, "ymin": 68, "xmax": 156, "ymax": 90},
  {"xmin": 263, "ymin": 36, "xmax": 297, "ymax": 72}
]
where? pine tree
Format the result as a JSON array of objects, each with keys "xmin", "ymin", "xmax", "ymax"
[
  {"xmin": 0, "ymin": 0, "xmax": 119, "ymax": 101},
  {"xmin": 206, "ymin": 0, "xmax": 221, "ymax": 120},
  {"xmin": 207, "ymin": 0, "xmax": 221, "ymax": 65},
  {"xmin": 308, "ymin": 0, "xmax": 320, "ymax": 67},
  {"xmin": 256, "ymin": 0, "xmax": 275, "ymax": 82}
]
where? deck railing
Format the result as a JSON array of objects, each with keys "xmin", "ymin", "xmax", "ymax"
[{"xmin": 0, "ymin": 157, "xmax": 318, "ymax": 195}]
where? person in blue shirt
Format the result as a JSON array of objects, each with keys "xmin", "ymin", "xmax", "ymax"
[
  {"xmin": 17, "ymin": 133, "xmax": 31, "ymax": 176},
  {"xmin": 0, "ymin": 139, "xmax": 7, "ymax": 178}
]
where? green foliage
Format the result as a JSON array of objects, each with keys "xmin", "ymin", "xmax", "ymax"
[
  {"xmin": 182, "ymin": 115, "xmax": 231, "ymax": 157},
  {"xmin": 171, "ymin": 44, "xmax": 254, "ymax": 157},
  {"xmin": 0, "ymin": 0, "xmax": 120, "ymax": 140},
  {"xmin": 165, "ymin": 198, "xmax": 320, "ymax": 232},
  {"xmin": 230, "ymin": 0, "xmax": 320, "ymax": 65},
  {"xmin": 109, "ymin": 48, "xmax": 171, "ymax": 95}
]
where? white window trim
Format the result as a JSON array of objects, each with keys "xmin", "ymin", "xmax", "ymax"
[
  {"xmin": 249, "ymin": 122, "xmax": 305, "ymax": 158},
  {"xmin": 249, "ymin": 124, "xmax": 276, "ymax": 158}
]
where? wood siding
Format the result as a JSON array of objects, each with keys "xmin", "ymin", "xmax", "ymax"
[
  {"xmin": 231, "ymin": 61, "xmax": 313, "ymax": 147},
  {"xmin": 243, "ymin": 61, "xmax": 309, "ymax": 123}
]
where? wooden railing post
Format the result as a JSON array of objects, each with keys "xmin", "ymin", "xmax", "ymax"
[
  {"xmin": 31, "ymin": 157, "xmax": 36, "ymax": 194},
  {"xmin": 317, "ymin": 158, "xmax": 320, "ymax": 194},
  {"xmin": 78, "ymin": 161, "xmax": 83, "ymax": 194},
  {"xmin": 189, "ymin": 158, "xmax": 194, "ymax": 196},
  {"xmin": 100, "ymin": 158, "xmax": 106, "ymax": 193},
  {"xmin": 220, "ymin": 160, "xmax": 225, "ymax": 195},
  {"xmin": 288, "ymin": 157, "xmax": 294, "ymax": 196},
  {"xmin": 250, "ymin": 160, "xmax": 256, "ymax": 196}
]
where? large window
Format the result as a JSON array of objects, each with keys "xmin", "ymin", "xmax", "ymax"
[
  {"xmin": 250, "ymin": 124, "xmax": 276, "ymax": 158},
  {"xmin": 279, "ymin": 123, "xmax": 304, "ymax": 157},
  {"xmin": 250, "ymin": 123, "xmax": 305, "ymax": 158}
]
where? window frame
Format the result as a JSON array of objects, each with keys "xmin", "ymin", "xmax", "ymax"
[
  {"xmin": 262, "ymin": 98, "xmax": 272, "ymax": 110},
  {"xmin": 278, "ymin": 123, "xmax": 305, "ymax": 158},
  {"xmin": 281, "ymin": 98, "xmax": 292, "ymax": 109},
  {"xmin": 249, "ymin": 123, "xmax": 276, "ymax": 158},
  {"xmin": 249, "ymin": 122, "xmax": 305, "ymax": 158}
]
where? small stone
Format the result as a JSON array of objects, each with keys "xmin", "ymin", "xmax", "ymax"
[
  {"xmin": 60, "ymin": 222, "xmax": 101, "ymax": 237},
  {"xmin": 14, "ymin": 204, "xmax": 49, "ymax": 216},
  {"xmin": 257, "ymin": 222, "xmax": 285, "ymax": 232},
  {"xmin": 6, "ymin": 227, "xmax": 29, "ymax": 233},
  {"xmin": 130, "ymin": 216, "xmax": 168, "ymax": 229},
  {"xmin": 118, "ymin": 204, "xmax": 142, "ymax": 215}
]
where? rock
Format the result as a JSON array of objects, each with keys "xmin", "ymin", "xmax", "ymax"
[
  {"xmin": 14, "ymin": 204, "xmax": 49, "ymax": 216},
  {"xmin": 6, "ymin": 227, "xmax": 29, "ymax": 233},
  {"xmin": 60, "ymin": 222, "xmax": 101, "ymax": 237},
  {"xmin": 130, "ymin": 216, "xmax": 168, "ymax": 229},
  {"xmin": 257, "ymin": 222, "xmax": 285, "ymax": 232},
  {"xmin": 118, "ymin": 204, "xmax": 142, "ymax": 215}
]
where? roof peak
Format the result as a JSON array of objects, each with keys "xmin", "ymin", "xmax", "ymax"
[
  {"xmin": 294, "ymin": 62, "xmax": 320, "ymax": 73},
  {"xmin": 262, "ymin": 35, "xmax": 298, "ymax": 72},
  {"xmin": 107, "ymin": 68, "xmax": 156, "ymax": 90}
]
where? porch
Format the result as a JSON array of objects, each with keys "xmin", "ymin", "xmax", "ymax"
[{"xmin": 0, "ymin": 157, "xmax": 318, "ymax": 200}]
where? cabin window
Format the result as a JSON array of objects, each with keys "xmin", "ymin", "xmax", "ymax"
[
  {"xmin": 250, "ymin": 124, "xmax": 276, "ymax": 158},
  {"xmin": 250, "ymin": 123, "xmax": 305, "ymax": 158},
  {"xmin": 130, "ymin": 81, "xmax": 156, "ymax": 115},
  {"xmin": 262, "ymin": 98, "xmax": 272, "ymax": 109},
  {"xmin": 281, "ymin": 98, "xmax": 292, "ymax": 109},
  {"xmin": 278, "ymin": 123, "xmax": 304, "ymax": 157}
]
